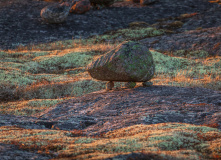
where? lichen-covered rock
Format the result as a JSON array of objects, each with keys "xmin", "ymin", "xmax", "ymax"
[
  {"xmin": 40, "ymin": 2, "xmax": 72, "ymax": 23},
  {"xmin": 89, "ymin": 0, "xmax": 114, "ymax": 7},
  {"xmin": 140, "ymin": 0, "xmax": 158, "ymax": 5},
  {"xmin": 70, "ymin": 0, "xmax": 91, "ymax": 14},
  {"xmin": 87, "ymin": 41, "xmax": 155, "ymax": 82}
]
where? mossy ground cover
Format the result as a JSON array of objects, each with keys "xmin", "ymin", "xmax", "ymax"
[
  {"xmin": 0, "ymin": 23, "xmax": 221, "ymax": 159},
  {"xmin": 0, "ymin": 123, "xmax": 220, "ymax": 159},
  {"xmin": 151, "ymin": 50, "xmax": 221, "ymax": 90}
]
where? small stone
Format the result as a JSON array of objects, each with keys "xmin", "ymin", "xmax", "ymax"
[
  {"xmin": 106, "ymin": 81, "xmax": 114, "ymax": 90},
  {"xmin": 125, "ymin": 82, "xmax": 136, "ymax": 88},
  {"xmin": 143, "ymin": 81, "xmax": 153, "ymax": 87}
]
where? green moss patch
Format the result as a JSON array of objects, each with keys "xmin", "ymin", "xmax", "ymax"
[
  {"xmin": 150, "ymin": 50, "xmax": 221, "ymax": 90},
  {"xmin": 151, "ymin": 51, "xmax": 191, "ymax": 76},
  {"xmin": 92, "ymin": 27, "xmax": 164, "ymax": 43},
  {"xmin": 0, "ymin": 49, "xmax": 96, "ymax": 102},
  {"xmin": 34, "ymin": 52, "xmax": 93, "ymax": 73}
]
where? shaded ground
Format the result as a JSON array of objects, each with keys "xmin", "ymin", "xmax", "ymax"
[
  {"xmin": 0, "ymin": 0, "xmax": 220, "ymax": 50},
  {"xmin": 0, "ymin": 143, "xmax": 54, "ymax": 160}
]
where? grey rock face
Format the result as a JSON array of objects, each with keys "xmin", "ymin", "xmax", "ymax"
[
  {"xmin": 40, "ymin": 2, "xmax": 72, "ymax": 23},
  {"xmin": 87, "ymin": 41, "xmax": 155, "ymax": 82}
]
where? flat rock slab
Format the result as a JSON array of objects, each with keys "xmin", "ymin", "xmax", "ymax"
[
  {"xmin": 1, "ymin": 86, "xmax": 220, "ymax": 135},
  {"xmin": 37, "ymin": 86, "xmax": 221, "ymax": 136}
]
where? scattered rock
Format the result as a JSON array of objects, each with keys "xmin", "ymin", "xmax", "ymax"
[
  {"xmin": 70, "ymin": 0, "xmax": 91, "ymax": 14},
  {"xmin": 1, "ymin": 0, "xmax": 220, "ymax": 50},
  {"xmin": 87, "ymin": 41, "xmax": 155, "ymax": 82},
  {"xmin": 40, "ymin": 2, "xmax": 72, "ymax": 23}
]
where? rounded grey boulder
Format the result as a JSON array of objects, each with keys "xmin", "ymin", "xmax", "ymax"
[
  {"xmin": 87, "ymin": 41, "xmax": 155, "ymax": 82},
  {"xmin": 40, "ymin": 2, "xmax": 72, "ymax": 24}
]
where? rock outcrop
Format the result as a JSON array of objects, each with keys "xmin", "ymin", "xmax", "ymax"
[{"xmin": 87, "ymin": 41, "xmax": 155, "ymax": 82}]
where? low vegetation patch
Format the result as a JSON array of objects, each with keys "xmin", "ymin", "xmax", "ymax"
[
  {"xmin": 151, "ymin": 50, "xmax": 221, "ymax": 90},
  {"xmin": 0, "ymin": 123, "xmax": 220, "ymax": 159}
]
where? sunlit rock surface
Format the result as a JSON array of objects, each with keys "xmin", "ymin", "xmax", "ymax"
[{"xmin": 87, "ymin": 41, "xmax": 155, "ymax": 82}]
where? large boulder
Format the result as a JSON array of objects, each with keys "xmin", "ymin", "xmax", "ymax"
[
  {"xmin": 87, "ymin": 41, "xmax": 155, "ymax": 82},
  {"xmin": 40, "ymin": 2, "xmax": 72, "ymax": 23},
  {"xmin": 70, "ymin": 0, "xmax": 91, "ymax": 14}
]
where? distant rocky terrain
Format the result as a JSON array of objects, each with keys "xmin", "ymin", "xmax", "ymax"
[{"xmin": 0, "ymin": 0, "xmax": 220, "ymax": 51}]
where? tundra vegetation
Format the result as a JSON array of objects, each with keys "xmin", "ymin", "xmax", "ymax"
[{"xmin": 0, "ymin": 6, "xmax": 221, "ymax": 159}]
